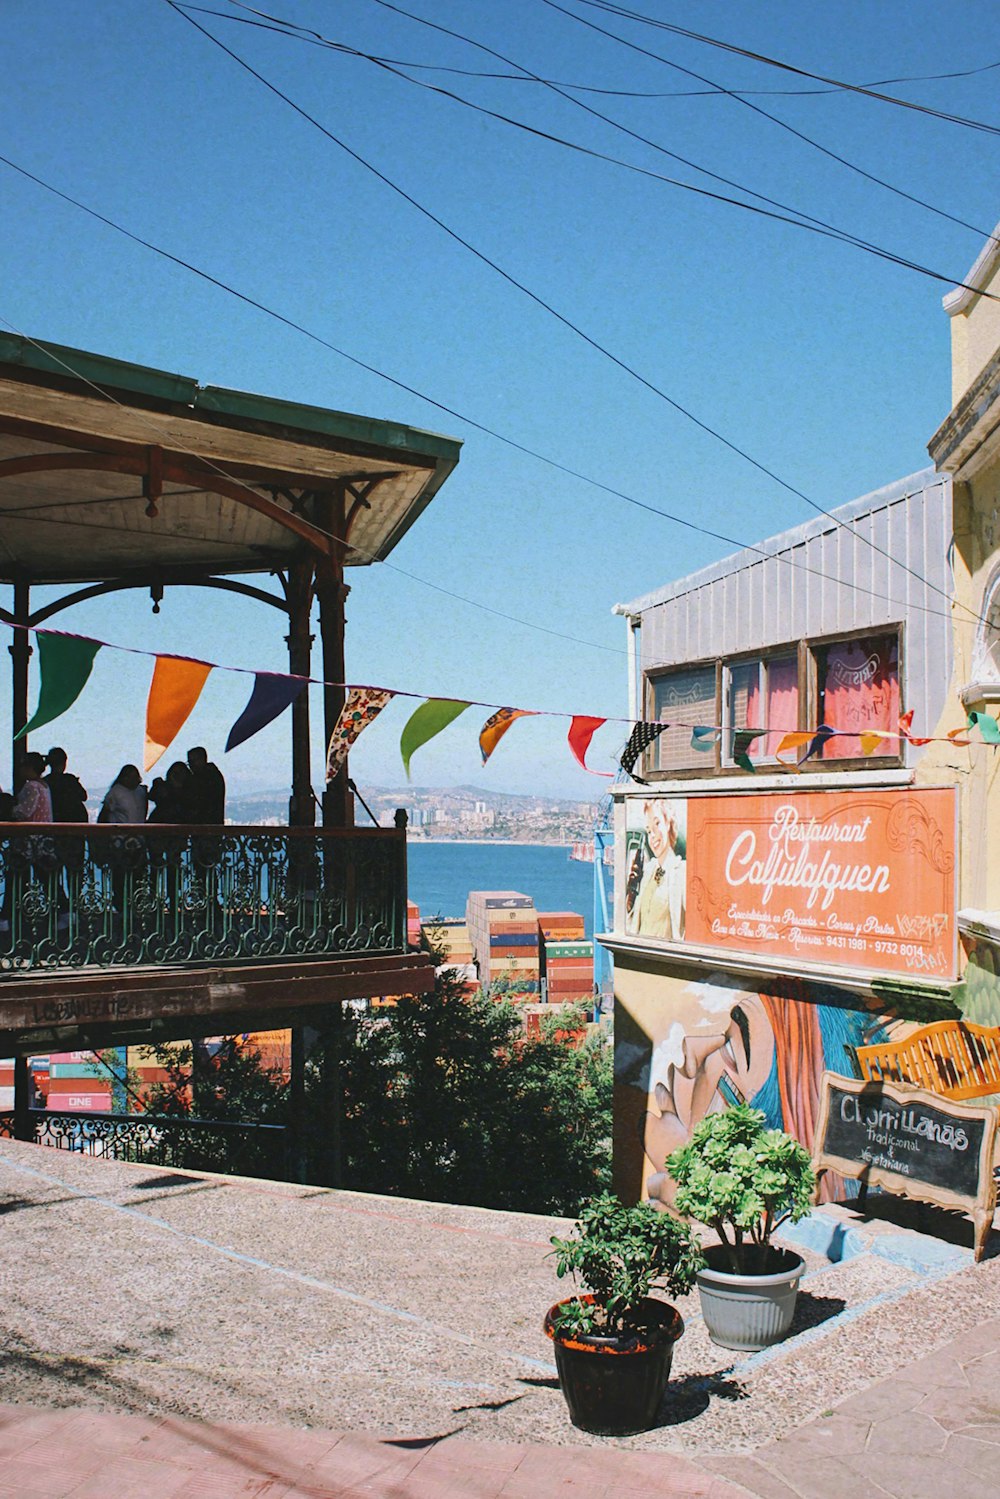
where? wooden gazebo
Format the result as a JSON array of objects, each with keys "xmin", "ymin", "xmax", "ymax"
[{"xmin": 0, "ymin": 334, "xmax": 461, "ymax": 1149}]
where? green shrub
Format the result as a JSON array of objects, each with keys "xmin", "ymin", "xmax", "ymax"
[
  {"xmin": 549, "ymin": 1191, "xmax": 703, "ymax": 1339},
  {"xmin": 667, "ymin": 1104, "xmax": 815, "ymax": 1275}
]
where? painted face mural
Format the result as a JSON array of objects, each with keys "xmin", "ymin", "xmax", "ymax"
[
  {"xmin": 625, "ymin": 974, "xmax": 891, "ymax": 1207},
  {"xmin": 644, "ymin": 982, "xmax": 775, "ymax": 1207}
]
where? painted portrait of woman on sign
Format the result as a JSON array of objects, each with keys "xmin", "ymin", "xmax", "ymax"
[{"xmin": 624, "ymin": 797, "xmax": 687, "ymax": 941}]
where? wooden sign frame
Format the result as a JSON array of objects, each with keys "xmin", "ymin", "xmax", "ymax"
[{"xmin": 813, "ymin": 1071, "xmax": 997, "ymax": 1262}]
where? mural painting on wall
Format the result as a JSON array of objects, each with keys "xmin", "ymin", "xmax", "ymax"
[
  {"xmin": 622, "ymin": 788, "xmax": 958, "ymax": 981},
  {"xmin": 624, "ymin": 798, "xmax": 687, "ymax": 940},
  {"xmin": 617, "ymin": 975, "xmax": 894, "ymax": 1206}
]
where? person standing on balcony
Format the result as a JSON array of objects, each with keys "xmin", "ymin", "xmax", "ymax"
[
  {"xmin": 12, "ymin": 752, "xmax": 52, "ymax": 822},
  {"xmin": 44, "ymin": 747, "xmax": 88, "ymax": 822},
  {"xmin": 149, "ymin": 762, "xmax": 195, "ymax": 823},
  {"xmin": 187, "ymin": 746, "xmax": 225, "ymax": 824},
  {"xmin": 99, "ymin": 765, "xmax": 148, "ymax": 824}
]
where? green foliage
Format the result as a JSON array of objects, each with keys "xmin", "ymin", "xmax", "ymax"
[
  {"xmin": 308, "ymin": 970, "xmax": 612, "ymax": 1214},
  {"xmin": 667, "ymin": 1104, "xmax": 815, "ymax": 1275},
  {"xmin": 137, "ymin": 1036, "xmax": 288, "ymax": 1175},
  {"xmin": 549, "ymin": 1191, "xmax": 702, "ymax": 1339},
  {"xmin": 143, "ymin": 1038, "xmax": 287, "ymax": 1126}
]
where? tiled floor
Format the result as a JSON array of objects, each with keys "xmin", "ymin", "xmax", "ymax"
[
  {"xmin": 5, "ymin": 1317, "xmax": 1000, "ymax": 1498},
  {"xmin": 0, "ymin": 1405, "xmax": 745, "ymax": 1497}
]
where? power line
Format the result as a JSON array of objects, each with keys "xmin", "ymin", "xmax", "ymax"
[
  {"xmin": 210, "ymin": 2, "xmax": 1000, "ymax": 100},
  {"xmin": 201, "ymin": 1, "xmax": 996, "ymax": 288},
  {"xmin": 163, "ymin": 2, "xmax": 985, "ymax": 627},
  {"xmin": 543, "ymin": 0, "xmax": 996, "ymax": 242},
  {"xmin": 0, "ymin": 157, "xmax": 977, "ymax": 634},
  {"xmin": 0, "ymin": 310, "xmax": 624, "ymax": 659},
  {"xmin": 575, "ymin": 0, "xmax": 1000, "ymax": 135}
]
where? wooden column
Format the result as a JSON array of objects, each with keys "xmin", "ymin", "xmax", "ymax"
[
  {"xmin": 9, "ymin": 576, "xmax": 30, "ymax": 786},
  {"xmin": 314, "ymin": 490, "xmax": 352, "ymax": 830},
  {"xmin": 287, "ymin": 1025, "xmax": 308, "ymax": 1183},
  {"xmin": 13, "ymin": 1055, "xmax": 32, "ymax": 1141},
  {"xmin": 285, "ymin": 560, "xmax": 315, "ymax": 827},
  {"xmin": 316, "ymin": 1003, "xmax": 344, "ymax": 1188}
]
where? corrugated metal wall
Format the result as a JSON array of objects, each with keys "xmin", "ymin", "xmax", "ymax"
[{"xmin": 629, "ymin": 469, "xmax": 953, "ymax": 753}]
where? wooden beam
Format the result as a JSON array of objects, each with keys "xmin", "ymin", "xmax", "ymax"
[{"xmin": 0, "ymin": 953, "xmax": 435, "ymax": 1054}]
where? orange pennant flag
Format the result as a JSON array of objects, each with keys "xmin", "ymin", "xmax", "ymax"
[
  {"xmin": 145, "ymin": 655, "xmax": 213, "ymax": 772},
  {"xmin": 479, "ymin": 707, "xmax": 534, "ymax": 766},
  {"xmin": 774, "ymin": 731, "xmax": 813, "ymax": 764}
]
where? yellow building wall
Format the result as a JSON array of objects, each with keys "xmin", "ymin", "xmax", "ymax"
[{"xmin": 950, "ymin": 249, "xmax": 1000, "ymax": 406}]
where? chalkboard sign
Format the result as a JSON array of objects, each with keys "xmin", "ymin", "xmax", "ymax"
[{"xmin": 813, "ymin": 1072, "xmax": 997, "ymax": 1261}]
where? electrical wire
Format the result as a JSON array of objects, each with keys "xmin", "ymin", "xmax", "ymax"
[
  {"xmin": 575, "ymin": 0, "xmax": 1000, "ymax": 136},
  {"xmin": 543, "ymin": 0, "xmax": 996, "ymax": 242},
  {"xmin": 0, "ymin": 162, "xmax": 981, "ymax": 632},
  {"xmin": 211, "ymin": 2, "xmax": 1000, "ymax": 99},
  {"xmin": 193, "ymin": 1, "xmax": 995, "ymax": 285},
  {"xmin": 163, "ymin": 1, "xmax": 987, "ymax": 627},
  {"xmin": 0, "ymin": 311, "xmax": 625, "ymax": 658}
]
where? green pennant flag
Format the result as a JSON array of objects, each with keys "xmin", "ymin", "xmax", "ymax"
[
  {"xmin": 400, "ymin": 698, "xmax": 471, "ymax": 778},
  {"xmin": 732, "ymin": 728, "xmax": 766, "ymax": 772},
  {"xmin": 968, "ymin": 711, "xmax": 1000, "ymax": 745},
  {"xmin": 15, "ymin": 632, "xmax": 102, "ymax": 740}
]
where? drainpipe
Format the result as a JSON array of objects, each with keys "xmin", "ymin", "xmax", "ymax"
[{"xmin": 611, "ymin": 605, "xmax": 640, "ymax": 720}]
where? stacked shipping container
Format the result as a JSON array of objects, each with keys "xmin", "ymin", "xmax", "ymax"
[
  {"xmin": 537, "ymin": 911, "xmax": 586, "ymax": 942},
  {"xmin": 466, "ymin": 890, "xmax": 540, "ymax": 994},
  {"xmin": 47, "ymin": 1051, "xmax": 113, "ymax": 1112},
  {"xmin": 543, "ymin": 940, "xmax": 595, "ymax": 1002}
]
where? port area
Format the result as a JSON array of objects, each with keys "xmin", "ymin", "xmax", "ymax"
[{"xmin": 2, "ymin": 1139, "xmax": 1000, "ymax": 1498}]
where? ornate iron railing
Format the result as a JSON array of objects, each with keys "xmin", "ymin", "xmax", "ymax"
[
  {"xmin": 0, "ymin": 823, "xmax": 406, "ymax": 973},
  {"xmin": 0, "ymin": 1107, "xmax": 288, "ymax": 1178}
]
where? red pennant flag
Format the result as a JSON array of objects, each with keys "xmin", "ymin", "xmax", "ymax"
[
  {"xmin": 898, "ymin": 709, "xmax": 933, "ymax": 747},
  {"xmin": 568, "ymin": 716, "xmax": 613, "ymax": 776}
]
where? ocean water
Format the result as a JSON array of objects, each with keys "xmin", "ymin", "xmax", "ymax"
[{"xmin": 406, "ymin": 842, "xmax": 599, "ymax": 936}]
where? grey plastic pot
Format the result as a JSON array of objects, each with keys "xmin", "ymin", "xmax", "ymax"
[{"xmin": 696, "ymin": 1245, "xmax": 804, "ymax": 1351}]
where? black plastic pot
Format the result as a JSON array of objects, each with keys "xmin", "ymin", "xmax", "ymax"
[{"xmin": 543, "ymin": 1296, "xmax": 684, "ymax": 1436}]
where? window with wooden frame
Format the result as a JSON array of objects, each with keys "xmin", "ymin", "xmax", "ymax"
[
  {"xmin": 814, "ymin": 632, "xmax": 900, "ymax": 759},
  {"xmin": 723, "ymin": 653, "xmax": 800, "ymax": 765},
  {"xmin": 642, "ymin": 628, "xmax": 902, "ymax": 778},
  {"xmin": 646, "ymin": 663, "xmax": 719, "ymax": 773}
]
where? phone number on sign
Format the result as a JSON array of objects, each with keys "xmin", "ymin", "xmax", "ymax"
[{"xmin": 820, "ymin": 934, "xmax": 947, "ymax": 973}]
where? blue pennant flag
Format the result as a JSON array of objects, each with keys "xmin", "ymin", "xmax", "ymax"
[{"xmin": 226, "ymin": 672, "xmax": 307, "ymax": 752}]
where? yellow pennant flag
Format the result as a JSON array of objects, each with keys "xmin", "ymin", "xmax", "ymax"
[
  {"xmin": 859, "ymin": 730, "xmax": 893, "ymax": 756},
  {"xmin": 774, "ymin": 731, "xmax": 813, "ymax": 764},
  {"xmin": 145, "ymin": 655, "xmax": 213, "ymax": 772}
]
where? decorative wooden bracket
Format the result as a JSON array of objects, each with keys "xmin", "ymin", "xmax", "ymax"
[{"xmin": 143, "ymin": 446, "xmax": 163, "ymax": 518}]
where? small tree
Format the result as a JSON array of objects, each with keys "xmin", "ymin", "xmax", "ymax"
[
  {"xmin": 549, "ymin": 1192, "xmax": 702, "ymax": 1338},
  {"xmin": 667, "ymin": 1104, "xmax": 815, "ymax": 1275},
  {"xmin": 308, "ymin": 969, "xmax": 612, "ymax": 1214}
]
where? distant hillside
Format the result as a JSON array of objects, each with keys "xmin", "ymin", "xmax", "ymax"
[{"xmin": 227, "ymin": 784, "xmax": 599, "ymax": 843}]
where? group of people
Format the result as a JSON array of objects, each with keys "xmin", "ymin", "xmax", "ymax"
[{"xmin": 1, "ymin": 747, "xmax": 226, "ymax": 826}]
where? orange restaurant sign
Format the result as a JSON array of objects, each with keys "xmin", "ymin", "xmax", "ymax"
[{"xmin": 684, "ymin": 787, "xmax": 957, "ymax": 980}]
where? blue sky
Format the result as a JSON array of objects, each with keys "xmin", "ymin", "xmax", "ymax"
[{"xmin": 1, "ymin": 0, "xmax": 998, "ymax": 803}]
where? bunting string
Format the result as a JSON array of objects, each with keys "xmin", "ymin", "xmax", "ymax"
[{"xmin": 4, "ymin": 623, "xmax": 999, "ymax": 780}]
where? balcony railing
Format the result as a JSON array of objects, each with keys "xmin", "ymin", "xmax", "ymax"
[
  {"xmin": 0, "ymin": 1107, "xmax": 287, "ymax": 1179},
  {"xmin": 0, "ymin": 823, "xmax": 407, "ymax": 974}
]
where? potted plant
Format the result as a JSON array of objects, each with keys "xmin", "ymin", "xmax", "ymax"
[
  {"xmin": 667, "ymin": 1104, "xmax": 816, "ymax": 1352},
  {"xmin": 544, "ymin": 1191, "xmax": 703, "ymax": 1435}
]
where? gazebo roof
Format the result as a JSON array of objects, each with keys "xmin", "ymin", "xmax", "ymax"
[{"xmin": 0, "ymin": 334, "xmax": 462, "ymax": 584}]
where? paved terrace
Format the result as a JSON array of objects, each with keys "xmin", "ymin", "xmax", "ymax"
[{"xmin": 2, "ymin": 1138, "xmax": 1000, "ymax": 1497}]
